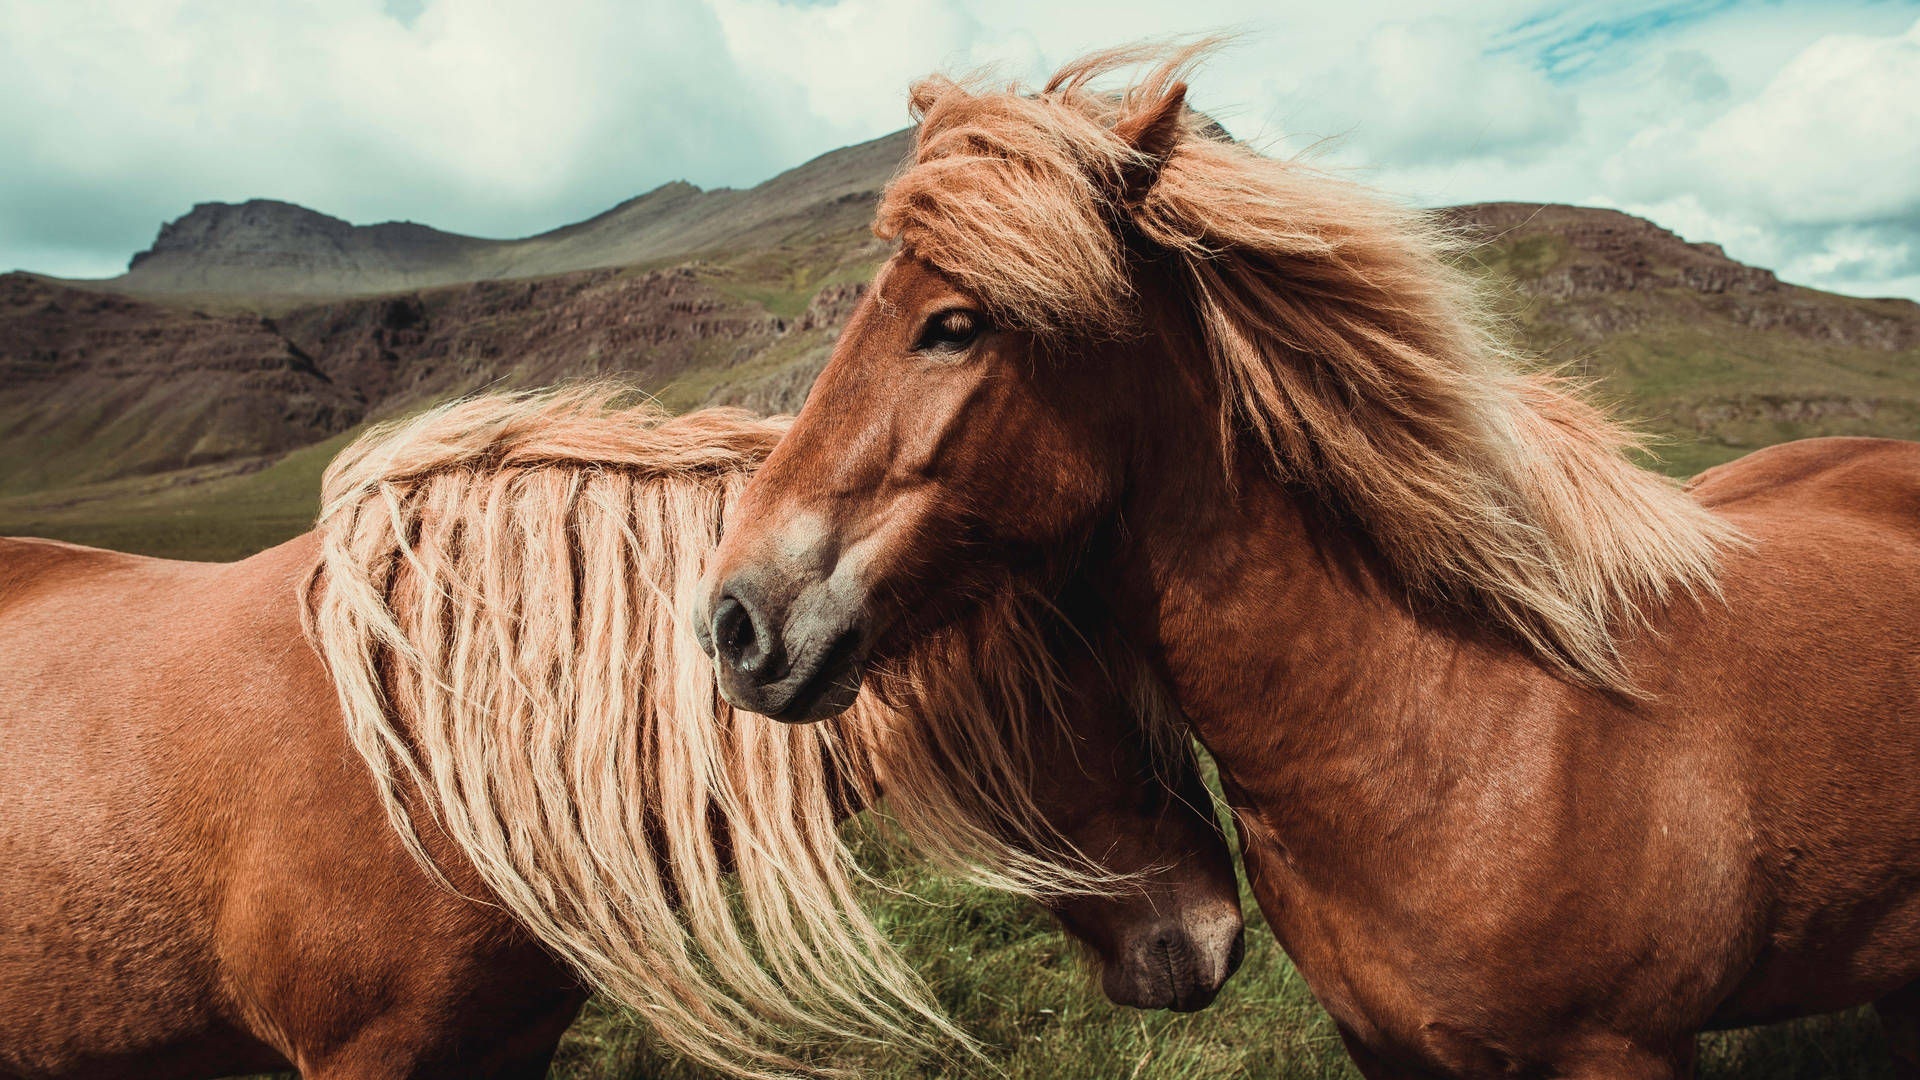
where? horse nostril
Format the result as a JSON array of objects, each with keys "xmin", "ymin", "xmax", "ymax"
[
  {"xmin": 1225, "ymin": 926, "xmax": 1246, "ymax": 977},
  {"xmin": 1153, "ymin": 931, "xmax": 1186, "ymax": 1002},
  {"xmin": 710, "ymin": 594, "xmax": 773, "ymax": 678}
]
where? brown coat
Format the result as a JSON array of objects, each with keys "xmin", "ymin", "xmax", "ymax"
[{"xmin": 0, "ymin": 534, "xmax": 584, "ymax": 1079}]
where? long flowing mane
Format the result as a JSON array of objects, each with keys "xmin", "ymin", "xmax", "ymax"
[
  {"xmin": 876, "ymin": 43, "xmax": 1740, "ymax": 690},
  {"xmin": 303, "ymin": 386, "xmax": 1146, "ymax": 1077}
]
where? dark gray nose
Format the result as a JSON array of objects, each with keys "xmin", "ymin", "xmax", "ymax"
[
  {"xmin": 708, "ymin": 587, "xmax": 783, "ymax": 683},
  {"xmin": 699, "ymin": 570, "xmax": 873, "ymax": 723},
  {"xmin": 1105, "ymin": 916, "xmax": 1244, "ymax": 1013}
]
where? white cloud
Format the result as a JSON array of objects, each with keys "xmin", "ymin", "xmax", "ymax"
[
  {"xmin": 1289, "ymin": 19, "xmax": 1578, "ymax": 166},
  {"xmin": 1612, "ymin": 18, "xmax": 1920, "ymax": 226},
  {"xmin": 0, "ymin": 0, "xmax": 787, "ymax": 271},
  {"xmin": 710, "ymin": 0, "xmax": 1038, "ymax": 147},
  {"xmin": 2, "ymin": 0, "xmax": 1916, "ymax": 302},
  {"xmin": 1591, "ymin": 16, "xmax": 1920, "ymax": 298}
]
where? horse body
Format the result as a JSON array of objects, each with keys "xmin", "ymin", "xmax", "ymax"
[
  {"xmin": 698, "ymin": 46, "xmax": 1920, "ymax": 1079},
  {"xmin": 1113, "ymin": 432, "xmax": 1920, "ymax": 1075},
  {"xmin": 0, "ymin": 534, "xmax": 583, "ymax": 1079}
]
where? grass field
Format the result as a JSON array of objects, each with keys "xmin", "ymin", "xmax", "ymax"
[{"xmin": 1, "ymin": 444, "xmax": 1903, "ymax": 1080}]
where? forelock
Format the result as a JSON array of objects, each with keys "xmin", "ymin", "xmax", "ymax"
[{"xmin": 877, "ymin": 73, "xmax": 1141, "ymax": 336}]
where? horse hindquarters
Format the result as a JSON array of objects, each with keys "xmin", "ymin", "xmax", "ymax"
[
  {"xmin": 0, "ymin": 540, "xmax": 286, "ymax": 1077},
  {"xmin": 0, "ymin": 536, "xmax": 586, "ymax": 1078}
]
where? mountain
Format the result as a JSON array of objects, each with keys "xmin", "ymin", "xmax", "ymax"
[
  {"xmin": 101, "ymin": 130, "xmax": 914, "ymax": 298},
  {"xmin": 2, "ymin": 130, "xmax": 1917, "ymax": 558},
  {"xmin": 1450, "ymin": 202, "xmax": 1920, "ymax": 475}
]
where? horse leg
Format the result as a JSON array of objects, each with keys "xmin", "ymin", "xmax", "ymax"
[
  {"xmin": 297, "ymin": 1000, "xmax": 579, "ymax": 1080},
  {"xmin": 1876, "ymin": 982, "xmax": 1920, "ymax": 1080},
  {"xmin": 304, "ymin": 1041, "xmax": 563, "ymax": 1080},
  {"xmin": 1340, "ymin": 1021, "xmax": 1695, "ymax": 1079}
]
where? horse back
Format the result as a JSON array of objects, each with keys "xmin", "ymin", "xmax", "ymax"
[
  {"xmin": 0, "ymin": 535, "xmax": 155, "ymax": 606},
  {"xmin": 1689, "ymin": 437, "xmax": 1920, "ymax": 529}
]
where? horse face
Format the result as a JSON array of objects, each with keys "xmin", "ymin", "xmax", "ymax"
[
  {"xmin": 1021, "ymin": 657, "xmax": 1244, "ymax": 1012},
  {"xmin": 698, "ymin": 252, "xmax": 1135, "ymax": 723}
]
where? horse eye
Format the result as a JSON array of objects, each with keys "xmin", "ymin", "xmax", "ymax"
[{"xmin": 915, "ymin": 309, "xmax": 984, "ymax": 354}]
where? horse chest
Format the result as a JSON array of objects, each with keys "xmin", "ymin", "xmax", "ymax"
[{"xmin": 1234, "ymin": 791, "xmax": 1750, "ymax": 1076}]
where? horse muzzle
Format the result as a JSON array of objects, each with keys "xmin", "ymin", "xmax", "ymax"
[
  {"xmin": 1101, "ymin": 904, "xmax": 1246, "ymax": 1013},
  {"xmin": 698, "ymin": 566, "xmax": 872, "ymax": 723}
]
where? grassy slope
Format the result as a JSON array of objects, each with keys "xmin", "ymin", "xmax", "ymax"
[
  {"xmin": 0, "ymin": 433, "xmax": 344, "ymax": 560},
  {"xmin": 1468, "ymin": 229, "xmax": 1920, "ymax": 478},
  {"xmin": 7, "ymin": 231, "xmax": 1917, "ymax": 1078}
]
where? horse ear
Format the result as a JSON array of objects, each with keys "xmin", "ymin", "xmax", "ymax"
[
  {"xmin": 908, "ymin": 74, "xmax": 959, "ymax": 121},
  {"xmin": 1112, "ymin": 81, "xmax": 1186, "ymax": 205}
]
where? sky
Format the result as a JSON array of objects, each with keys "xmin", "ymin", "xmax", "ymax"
[{"xmin": 3, "ymin": 0, "xmax": 1917, "ymax": 300}]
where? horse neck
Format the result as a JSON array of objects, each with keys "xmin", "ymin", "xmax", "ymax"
[{"xmin": 1097, "ymin": 321, "xmax": 1576, "ymax": 877}]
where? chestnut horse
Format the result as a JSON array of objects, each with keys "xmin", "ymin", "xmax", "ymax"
[
  {"xmin": 700, "ymin": 46, "xmax": 1920, "ymax": 1080},
  {"xmin": 0, "ymin": 388, "xmax": 1242, "ymax": 1080}
]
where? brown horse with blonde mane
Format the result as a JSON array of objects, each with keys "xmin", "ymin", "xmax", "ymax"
[
  {"xmin": 0, "ymin": 387, "xmax": 1242, "ymax": 1080},
  {"xmin": 700, "ymin": 44, "xmax": 1920, "ymax": 1080}
]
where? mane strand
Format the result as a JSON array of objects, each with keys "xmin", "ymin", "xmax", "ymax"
[
  {"xmin": 877, "ymin": 44, "xmax": 1741, "ymax": 691},
  {"xmin": 304, "ymin": 385, "xmax": 1152, "ymax": 1077}
]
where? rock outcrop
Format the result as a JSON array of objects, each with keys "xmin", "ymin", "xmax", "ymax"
[{"xmin": 122, "ymin": 200, "xmax": 492, "ymax": 296}]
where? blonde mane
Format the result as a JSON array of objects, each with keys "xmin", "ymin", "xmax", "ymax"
[
  {"xmin": 877, "ymin": 43, "xmax": 1740, "ymax": 691},
  {"xmin": 303, "ymin": 386, "xmax": 1138, "ymax": 1077}
]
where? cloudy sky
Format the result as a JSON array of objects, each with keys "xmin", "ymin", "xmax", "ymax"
[{"xmin": 4, "ymin": 0, "xmax": 1917, "ymax": 299}]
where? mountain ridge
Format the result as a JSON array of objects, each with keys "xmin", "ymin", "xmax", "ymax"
[{"xmin": 90, "ymin": 129, "xmax": 915, "ymax": 298}]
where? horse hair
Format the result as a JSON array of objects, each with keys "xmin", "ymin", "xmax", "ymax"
[
  {"xmin": 876, "ymin": 41, "xmax": 1740, "ymax": 691},
  {"xmin": 303, "ymin": 385, "xmax": 1160, "ymax": 1077}
]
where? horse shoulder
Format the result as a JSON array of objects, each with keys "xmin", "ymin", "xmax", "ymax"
[
  {"xmin": 179, "ymin": 536, "xmax": 581, "ymax": 1070},
  {"xmin": 0, "ymin": 536, "xmax": 277, "ymax": 1071}
]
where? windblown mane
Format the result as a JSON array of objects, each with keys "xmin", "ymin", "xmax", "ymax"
[
  {"xmin": 304, "ymin": 386, "xmax": 1144, "ymax": 1077},
  {"xmin": 877, "ymin": 43, "xmax": 1740, "ymax": 690}
]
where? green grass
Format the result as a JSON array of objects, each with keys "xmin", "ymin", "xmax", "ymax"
[
  {"xmin": 563, "ymin": 813, "xmax": 1361, "ymax": 1080},
  {"xmin": 0, "ymin": 430, "xmax": 345, "ymax": 560}
]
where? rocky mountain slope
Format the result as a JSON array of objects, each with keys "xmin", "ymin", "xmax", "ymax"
[
  {"xmin": 1452, "ymin": 202, "xmax": 1920, "ymax": 473},
  {"xmin": 0, "ymin": 260, "xmax": 872, "ymax": 496},
  {"xmin": 99, "ymin": 130, "xmax": 912, "ymax": 297}
]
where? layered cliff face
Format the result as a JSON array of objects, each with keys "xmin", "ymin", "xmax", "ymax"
[
  {"xmin": 0, "ymin": 261, "xmax": 827, "ymax": 495},
  {"xmin": 0, "ymin": 274, "xmax": 361, "ymax": 495},
  {"xmin": 1448, "ymin": 202, "xmax": 1920, "ymax": 473}
]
